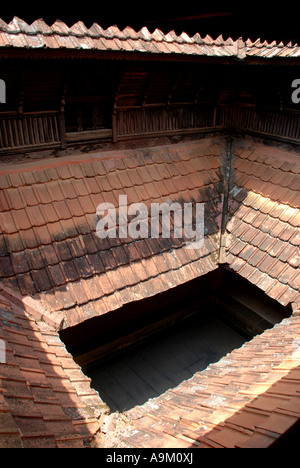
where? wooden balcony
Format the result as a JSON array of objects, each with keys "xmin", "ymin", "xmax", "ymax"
[
  {"xmin": 1, "ymin": 104, "xmax": 300, "ymax": 154},
  {"xmin": 0, "ymin": 111, "xmax": 61, "ymax": 153}
]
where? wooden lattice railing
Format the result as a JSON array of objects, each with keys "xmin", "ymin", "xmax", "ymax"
[
  {"xmin": 116, "ymin": 104, "xmax": 218, "ymax": 139},
  {"xmin": 219, "ymin": 105, "xmax": 300, "ymax": 143},
  {"xmin": 0, "ymin": 111, "xmax": 60, "ymax": 152},
  {"xmin": 115, "ymin": 104, "xmax": 300, "ymax": 144},
  {"xmin": 1, "ymin": 104, "xmax": 300, "ymax": 152}
]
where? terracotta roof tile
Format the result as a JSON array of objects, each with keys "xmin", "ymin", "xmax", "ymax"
[
  {"xmin": 107, "ymin": 311, "xmax": 300, "ymax": 448},
  {"xmin": 226, "ymin": 143, "xmax": 300, "ymax": 306},
  {"xmin": 3, "ymin": 137, "xmax": 295, "ymax": 320},
  {"xmin": 12, "ymin": 210, "xmax": 32, "ymax": 232},
  {"xmin": 0, "ymin": 16, "xmax": 299, "ymax": 60},
  {"xmin": 0, "ymin": 137, "xmax": 299, "ymax": 447},
  {"xmin": 0, "ymin": 291, "xmax": 108, "ymax": 447},
  {"xmin": 33, "ymin": 184, "xmax": 52, "ymax": 205}
]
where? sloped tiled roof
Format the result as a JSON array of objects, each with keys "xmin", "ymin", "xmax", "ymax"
[
  {"xmin": 107, "ymin": 312, "xmax": 300, "ymax": 448},
  {"xmin": 0, "ymin": 140, "xmax": 223, "ymax": 329},
  {"xmin": 0, "ymin": 137, "xmax": 299, "ymax": 448},
  {"xmin": 0, "ymin": 290, "xmax": 107, "ymax": 448},
  {"xmin": 226, "ymin": 143, "xmax": 300, "ymax": 311},
  {"xmin": 0, "ymin": 17, "xmax": 300, "ymax": 59},
  {"xmin": 96, "ymin": 139, "xmax": 300, "ymax": 449},
  {"xmin": 0, "ymin": 138, "xmax": 299, "ymax": 327}
]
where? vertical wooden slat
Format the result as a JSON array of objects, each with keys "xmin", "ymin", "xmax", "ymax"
[
  {"xmin": 0, "ymin": 120, "xmax": 5, "ymax": 147},
  {"xmin": 8, "ymin": 120, "xmax": 14, "ymax": 147},
  {"xmin": 0, "ymin": 111, "xmax": 61, "ymax": 150},
  {"xmin": 43, "ymin": 116, "xmax": 49, "ymax": 142},
  {"xmin": 1, "ymin": 106, "xmax": 300, "ymax": 150},
  {"xmin": 23, "ymin": 118, "xmax": 29, "ymax": 146},
  {"xmin": 12, "ymin": 119, "xmax": 19, "ymax": 147},
  {"xmin": 112, "ymin": 111, "xmax": 118, "ymax": 143},
  {"xmin": 48, "ymin": 115, "xmax": 54, "ymax": 142},
  {"xmin": 38, "ymin": 116, "xmax": 45, "ymax": 144},
  {"xmin": 17, "ymin": 118, "xmax": 24, "ymax": 147},
  {"xmin": 53, "ymin": 114, "xmax": 59, "ymax": 142},
  {"xmin": 59, "ymin": 112, "xmax": 67, "ymax": 149},
  {"xmin": 33, "ymin": 117, "xmax": 39, "ymax": 144}
]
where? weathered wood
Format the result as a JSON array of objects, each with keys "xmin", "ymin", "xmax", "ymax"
[
  {"xmin": 59, "ymin": 113, "xmax": 67, "ymax": 149},
  {"xmin": 112, "ymin": 111, "xmax": 117, "ymax": 143},
  {"xmin": 0, "ymin": 111, "xmax": 60, "ymax": 151},
  {"xmin": 76, "ymin": 297, "xmax": 214, "ymax": 371},
  {"xmin": 0, "ymin": 103, "xmax": 300, "ymax": 151},
  {"xmin": 116, "ymin": 104, "xmax": 218, "ymax": 139},
  {"xmin": 66, "ymin": 128, "xmax": 112, "ymax": 142}
]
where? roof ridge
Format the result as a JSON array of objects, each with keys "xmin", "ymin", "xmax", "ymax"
[
  {"xmin": 218, "ymin": 137, "xmax": 234, "ymax": 264},
  {"xmin": 1, "ymin": 16, "xmax": 298, "ymax": 57},
  {"xmin": 0, "ymin": 281, "xmax": 63, "ymax": 329}
]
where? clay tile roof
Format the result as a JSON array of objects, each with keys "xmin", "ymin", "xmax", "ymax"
[
  {"xmin": 0, "ymin": 16, "xmax": 299, "ymax": 59},
  {"xmin": 0, "ymin": 137, "xmax": 300, "ymax": 448},
  {"xmin": 94, "ymin": 138, "xmax": 299, "ymax": 449},
  {"xmin": 0, "ymin": 290, "xmax": 108, "ymax": 448},
  {"xmin": 0, "ymin": 138, "xmax": 299, "ymax": 332},
  {"xmin": 226, "ymin": 144, "xmax": 300, "ymax": 312},
  {"xmin": 107, "ymin": 313, "xmax": 300, "ymax": 449},
  {"xmin": 0, "ymin": 139, "xmax": 223, "ymax": 329}
]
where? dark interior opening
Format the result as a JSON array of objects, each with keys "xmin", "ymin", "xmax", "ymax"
[{"xmin": 60, "ymin": 266, "xmax": 292, "ymax": 413}]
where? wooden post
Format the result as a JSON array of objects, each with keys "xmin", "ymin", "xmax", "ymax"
[
  {"xmin": 112, "ymin": 109, "xmax": 117, "ymax": 143},
  {"xmin": 60, "ymin": 81, "xmax": 67, "ymax": 149},
  {"xmin": 218, "ymin": 136, "xmax": 233, "ymax": 264},
  {"xmin": 213, "ymin": 106, "xmax": 218, "ymax": 128},
  {"xmin": 59, "ymin": 112, "xmax": 67, "ymax": 149}
]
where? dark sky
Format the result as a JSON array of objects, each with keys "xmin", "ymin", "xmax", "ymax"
[{"xmin": 0, "ymin": 3, "xmax": 299, "ymax": 43}]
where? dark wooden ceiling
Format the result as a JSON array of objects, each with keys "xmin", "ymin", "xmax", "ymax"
[{"xmin": 1, "ymin": 4, "xmax": 300, "ymax": 44}]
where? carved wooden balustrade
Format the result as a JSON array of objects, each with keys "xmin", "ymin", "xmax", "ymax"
[{"xmin": 0, "ymin": 104, "xmax": 300, "ymax": 153}]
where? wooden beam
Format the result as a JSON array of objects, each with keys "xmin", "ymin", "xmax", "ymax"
[
  {"xmin": 76, "ymin": 297, "xmax": 214, "ymax": 370},
  {"xmin": 218, "ymin": 136, "xmax": 233, "ymax": 264},
  {"xmin": 17, "ymin": 69, "xmax": 24, "ymax": 116},
  {"xmin": 59, "ymin": 77, "xmax": 67, "ymax": 149},
  {"xmin": 112, "ymin": 110, "xmax": 117, "ymax": 143}
]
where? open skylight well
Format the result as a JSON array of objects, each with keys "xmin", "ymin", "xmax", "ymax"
[{"xmin": 60, "ymin": 266, "xmax": 292, "ymax": 414}]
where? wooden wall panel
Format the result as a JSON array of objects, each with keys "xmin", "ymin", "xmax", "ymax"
[{"xmin": 0, "ymin": 59, "xmax": 300, "ymax": 151}]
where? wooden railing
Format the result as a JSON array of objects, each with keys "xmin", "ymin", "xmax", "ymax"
[
  {"xmin": 219, "ymin": 105, "xmax": 300, "ymax": 143},
  {"xmin": 115, "ymin": 104, "xmax": 300, "ymax": 144},
  {"xmin": 1, "ymin": 104, "xmax": 300, "ymax": 152},
  {"xmin": 116, "ymin": 104, "xmax": 218, "ymax": 139},
  {"xmin": 0, "ymin": 111, "xmax": 60, "ymax": 152}
]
